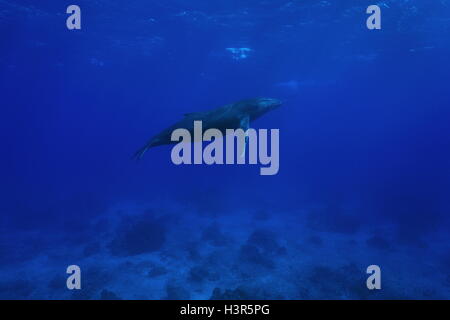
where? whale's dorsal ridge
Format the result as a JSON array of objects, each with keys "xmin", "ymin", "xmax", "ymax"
[{"xmin": 184, "ymin": 111, "xmax": 204, "ymax": 118}]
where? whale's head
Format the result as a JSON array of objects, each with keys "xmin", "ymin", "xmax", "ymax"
[{"xmin": 242, "ymin": 97, "xmax": 282, "ymax": 119}]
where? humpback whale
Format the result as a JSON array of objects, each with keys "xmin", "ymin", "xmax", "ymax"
[{"xmin": 133, "ymin": 98, "xmax": 282, "ymax": 160}]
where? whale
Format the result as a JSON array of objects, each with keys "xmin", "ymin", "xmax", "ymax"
[{"xmin": 133, "ymin": 97, "xmax": 282, "ymax": 160}]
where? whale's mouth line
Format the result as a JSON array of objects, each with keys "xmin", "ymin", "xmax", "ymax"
[{"xmin": 273, "ymin": 101, "xmax": 283, "ymax": 108}]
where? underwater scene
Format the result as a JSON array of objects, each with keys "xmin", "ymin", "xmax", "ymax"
[{"xmin": 1, "ymin": 0, "xmax": 450, "ymax": 300}]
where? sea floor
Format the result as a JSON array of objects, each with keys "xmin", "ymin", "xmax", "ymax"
[{"xmin": 1, "ymin": 200, "xmax": 449, "ymax": 300}]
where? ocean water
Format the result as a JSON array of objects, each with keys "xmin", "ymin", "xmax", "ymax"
[{"xmin": 1, "ymin": 0, "xmax": 450, "ymax": 300}]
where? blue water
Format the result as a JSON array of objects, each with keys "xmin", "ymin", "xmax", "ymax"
[{"xmin": 1, "ymin": 0, "xmax": 450, "ymax": 299}]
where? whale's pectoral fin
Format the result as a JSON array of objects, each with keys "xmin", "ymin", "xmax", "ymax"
[{"xmin": 239, "ymin": 116, "xmax": 250, "ymax": 158}]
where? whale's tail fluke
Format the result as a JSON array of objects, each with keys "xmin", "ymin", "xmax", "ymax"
[
  {"xmin": 132, "ymin": 145, "xmax": 150, "ymax": 160},
  {"xmin": 132, "ymin": 137, "xmax": 161, "ymax": 160}
]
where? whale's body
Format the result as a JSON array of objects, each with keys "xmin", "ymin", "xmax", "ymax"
[{"xmin": 133, "ymin": 98, "xmax": 282, "ymax": 159}]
